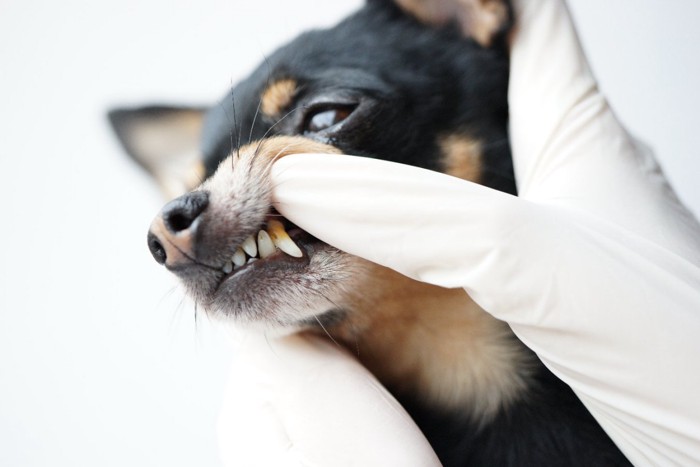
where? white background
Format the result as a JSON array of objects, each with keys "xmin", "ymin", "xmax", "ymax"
[{"xmin": 1, "ymin": 1, "xmax": 698, "ymax": 465}]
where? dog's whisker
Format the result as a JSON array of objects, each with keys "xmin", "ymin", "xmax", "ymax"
[
  {"xmin": 248, "ymin": 98, "xmax": 263, "ymax": 147},
  {"xmin": 164, "ymin": 286, "xmax": 189, "ymax": 334},
  {"xmin": 260, "ymin": 142, "xmax": 300, "ymax": 175},
  {"xmin": 247, "ymin": 54, "xmax": 274, "ymax": 146},
  {"xmin": 312, "ymin": 314, "xmax": 342, "ymax": 348},
  {"xmin": 227, "ymin": 80, "xmax": 242, "ymax": 172},
  {"xmin": 257, "ymin": 103, "xmax": 309, "ymax": 143},
  {"xmin": 158, "ymin": 284, "xmax": 181, "ymax": 305},
  {"xmin": 193, "ymin": 300, "xmax": 199, "ymax": 329},
  {"xmin": 297, "ymin": 287, "xmax": 345, "ymax": 348}
]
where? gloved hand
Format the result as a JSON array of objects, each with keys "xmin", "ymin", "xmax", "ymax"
[
  {"xmin": 217, "ymin": 330, "xmax": 441, "ymax": 466},
  {"xmin": 219, "ymin": 0, "xmax": 700, "ymax": 465}
]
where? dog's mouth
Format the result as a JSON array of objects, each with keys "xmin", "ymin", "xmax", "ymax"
[
  {"xmin": 204, "ymin": 203, "xmax": 352, "ymax": 327},
  {"xmin": 186, "ymin": 136, "xmax": 355, "ymax": 323},
  {"xmin": 214, "ymin": 209, "xmax": 323, "ymax": 290}
]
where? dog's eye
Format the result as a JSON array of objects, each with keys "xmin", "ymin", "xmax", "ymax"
[{"xmin": 303, "ymin": 106, "xmax": 355, "ymax": 134}]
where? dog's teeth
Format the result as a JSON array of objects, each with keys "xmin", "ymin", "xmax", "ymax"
[
  {"xmin": 267, "ymin": 219, "xmax": 303, "ymax": 258},
  {"xmin": 247, "ymin": 257, "xmax": 257, "ymax": 264},
  {"xmin": 232, "ymin": 248, "xmax": 246, "ymax": 267},
  {"xmin": 242, "ymin": 235, "xmax": 257, "ymax": 257},
  {"xmin": 222, "ymin": 261, "xmax": 233, "ymax": 274},
  {"xmin": 257, "ymin": 230, "xmax": 276, "ymax": 258}
]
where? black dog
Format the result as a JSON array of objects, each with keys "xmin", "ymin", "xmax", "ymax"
[{"xmin": 110, "ymin": 0, "xmax": 631, "ymax": 464}]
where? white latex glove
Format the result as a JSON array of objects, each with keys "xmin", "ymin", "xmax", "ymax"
[
  {"xmin": 217, "ymin": 331, "xmax": 440, "ymax": 466},
  {"xmin": 220, "ymin": 0, "xmax": 700, "ymax": 465}
]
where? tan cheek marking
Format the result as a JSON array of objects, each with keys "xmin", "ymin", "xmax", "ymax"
[
  {"xmin": 202, "ymin": 135, "xmax": 340, "ymax": 209},
  {"xmin": 245, "ymin": 135, "xmax": 341, "ymax": 172},
  {"xmin": 326, "ymin": 261, "xmax": 532, "ymax": 422},
  {"xmin": 255, "ymin": 135, "xmax": 340, "ymax": 157},
  {"xmin": 260, "ymin": 79, "xmax": 298, "ymax": 117},
  {"xmin": 439, "ymin": 133, "xmax": 483, "ymax": 183}
]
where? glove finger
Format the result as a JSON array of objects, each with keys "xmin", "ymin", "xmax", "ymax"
[
  {"xmin": 509, "ymin": 0, "xmax": 599, "ymax": 195},
  {"xmin": 509, "ymin": 0, "xmax": 700, "ymax": 257},
  {"xmin": 271, "ymin": 153, "xmax": 524, "ymax": 289}
]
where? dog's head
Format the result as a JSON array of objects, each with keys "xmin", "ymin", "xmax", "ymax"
[{"xmin": 109, "ymin": 0, "xmax": 514, "ymax": 335}]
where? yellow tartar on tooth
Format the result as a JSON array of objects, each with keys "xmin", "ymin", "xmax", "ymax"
[{"xmin": 267, "ymin": 220, "xmax": 303, "ymax": 258}]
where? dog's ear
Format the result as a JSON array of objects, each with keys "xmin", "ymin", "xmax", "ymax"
[
  {"xmin": 378, "ymin": 0, "xmax": 512, "ymax": 47},
  {"xmin": 108, "ymin": 106, "xmax": 206, "ymax": 199}
]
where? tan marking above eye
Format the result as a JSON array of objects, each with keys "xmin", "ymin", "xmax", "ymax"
[
  {"xmin": 438, "ymin": 133, "xmax": 482, "ymax": 183},
  {"xmin": 260, "ymin": 79, "xmax": 298, "ymax": 117}
]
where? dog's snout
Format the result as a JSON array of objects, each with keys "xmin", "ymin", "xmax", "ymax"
[{"xmin": 147, "ymin": 191, "xmax": 209, "ymax": 268}]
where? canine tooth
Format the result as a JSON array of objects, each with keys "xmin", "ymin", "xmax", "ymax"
[
  {"xmin": 267, "ymin": 219, "xmax": 303, "ymax": 258},
  {"xmin": 242, "ymin": 235, "xmax": 257, "ymax": 257},
  {"xmin": 222, "ymin": 261, "xmax": 233, "ymax": 274},
  {"xmin": 232, "ymin": 248, "xmax": 246, "ymax": 267},
  {"xmin": 257, "ymin": 230, "xmax": 275, "ymax": 258}
]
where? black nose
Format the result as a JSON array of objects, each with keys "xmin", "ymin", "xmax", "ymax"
[
  {"xmin": 147, "ymin": 231, "xmax": 167, "ymax": 265},
  {"xmin": 161, "ymin": 190, "xmax": 210, "ymax": 234},
  {"xmin": 147, "ymin": 191, "xmax": 209, "ymax": 266}
]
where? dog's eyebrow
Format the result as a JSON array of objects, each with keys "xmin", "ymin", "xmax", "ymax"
[{"xmin": 261, "ymin": 79, "xmax": 298, "ymax": 117}]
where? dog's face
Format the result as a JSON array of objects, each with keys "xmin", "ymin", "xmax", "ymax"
[{"xmin": 110, "ymin": 0, "xmax": 520, "ymax": 411}]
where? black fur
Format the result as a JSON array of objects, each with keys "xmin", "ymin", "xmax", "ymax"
[
  {"xmin": 403, "ymin": 363, "xmax": 631, "ymax": 466},
  {"xmin": 202, "ymin": 1, "xmax": 514, "ymax": 193}
]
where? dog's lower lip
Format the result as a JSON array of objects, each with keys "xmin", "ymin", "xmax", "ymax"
[{"xmin": 230, "ymin": 246, "xmax": 306, "ymax": 275}]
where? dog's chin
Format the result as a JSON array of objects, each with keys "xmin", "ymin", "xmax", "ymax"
[{"xmin": 199, "ymin": 241, "xmax": 358, "ymax": 330}]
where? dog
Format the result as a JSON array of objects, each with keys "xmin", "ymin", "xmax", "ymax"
[{"xmin": 109, "ymin": 0, "xmax": 631, "ymax": 464}]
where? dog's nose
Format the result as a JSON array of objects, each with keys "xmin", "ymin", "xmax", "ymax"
[{"xmin": 147, "ymin": 191, "xmax": 209, "ymax": 267}]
